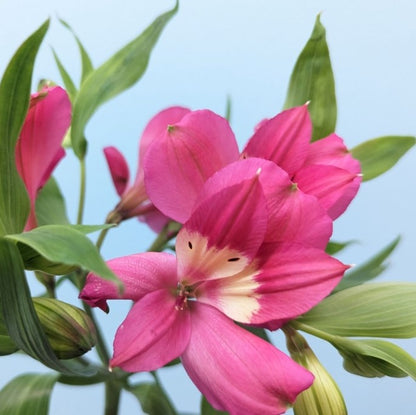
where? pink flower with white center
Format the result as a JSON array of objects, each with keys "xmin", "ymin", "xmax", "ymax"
[
  {"xmin": 15, "ymin": 86, "xmax": 71, "ymax": 230},
  {"xmin": 80, "ymin": 159, "xmax": 348, "ymax": 414},
  {"xmin": 144, "ymin": 104, "xmax": 361, "ymax": 224}
]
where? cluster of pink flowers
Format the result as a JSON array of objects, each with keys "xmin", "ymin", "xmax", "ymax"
[{"xmin": 80, "ymin": 105, "xmax": 361, "ymax": 414}]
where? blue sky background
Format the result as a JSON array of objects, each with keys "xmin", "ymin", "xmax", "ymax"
[{"xmin": 0, "ymin": 0, "xmax": 415, "ymax": 414}]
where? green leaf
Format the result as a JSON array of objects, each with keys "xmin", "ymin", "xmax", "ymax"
[
  {"xmin": 201, "ymin": 396, "xmax": 228, "ymax": 415},
  {"xmin": 351, "ymin": 135, "xmax": 415, "ymax": 181},
  {"xmin": 70, "ymin": 2, "xmax": 178, "ymax": 158},
  {"xmin": 0, "ymin": 373, "xmax": 58, "ymax": 415},
  {"xmin": 59, "ymin": 18, "xmax": 94, "ymax": 84},
  {"xmin": 36, "ymin": 177, "xmax": 70, "ymax": 226},
  {"xmin": 6, "ymin": 225, "xmax": 121, "ymax": 288},
  {"xmin": 334, "ymin": 236, "xmax": 400, "ymax": 293},
  {"xmin": 0, "ymin": 238, "xmax": 96, "ymax": 375},
  {"xmin": 333, "ymin": 337, "xmax": 416, "ymax": 379},
  {"xmin": 52, "ymin": 49, "xmax": 78, "ymax": 102},
  {"xmin": 283, "ymin": 14, "xmax": 336, "ymax": 141},
  {"xmin": 127, "ymin": 382, "xmax": 177, "ymax": 415},
  {"xmin": 0, "ymin": 312, "xmax": 18, "ymax": 355},
  {"xmin": 0, "ymin": 20, "xmax": 49, "ymax": 236},
  {"xmin": 298, "ymin": 282, "xmax": 416, "ymax": 338},
  {"xmin": 325, "ymin": 240, "xmax": 356, "ymax": 255}
]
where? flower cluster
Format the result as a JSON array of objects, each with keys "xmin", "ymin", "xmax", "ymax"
[{"xmin": 80, "ymin": 105, "xmax": 360, "ymax": 414}]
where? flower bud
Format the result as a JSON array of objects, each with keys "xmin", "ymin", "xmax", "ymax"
[
  {"xmin": 33, "ymin": 297, "xmax": 97, "ymax": 359},
  {"xmin": 285, "ymin": 326, "xmax": 347, "ymax": 415}
]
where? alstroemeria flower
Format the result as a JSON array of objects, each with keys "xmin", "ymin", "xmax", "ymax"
[
  {"xmin": 81, "ymin": 159, "xmax": 348, "ymax": 414},
  {"xmin": 15, "ymin": 86, "xmax": 71, "ymax": 230},
  {"xmin": 104, "ymin": 106, "xmax": 192, "ymax": 230},
  {"xmin": 144, "ymin": 104, "xmax": 360, "ymax": 224}
]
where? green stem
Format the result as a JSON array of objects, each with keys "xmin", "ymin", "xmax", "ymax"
[
  {"xmin": 96, "ymin": 227, "xmax": 110, "ymax": 251},
  {"xmin": 83, "ymin": 302, "xmax": 110, "ymax": 365},
  {"xmin": 104, "ymin": 377, "xmax": 122, "ymax": 415},
  {"xmin": 77, "ymin": 159, "xmax": 87, "ymax": 225},
  {"xmin": 289, "ymin": 320, "xmax": 337, "ymax": 343},
  {"xmin": 148, "ymin": 221, "xmax": 181, "ymax": 252},
  {"xmin": 150, "ymin": 371, "xmax": 178, "ymax": 415}
]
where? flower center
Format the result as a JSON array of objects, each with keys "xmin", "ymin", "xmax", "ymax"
[{"xmin": 175, "ymin": 282, "xmax": 195, "ymax": 310}]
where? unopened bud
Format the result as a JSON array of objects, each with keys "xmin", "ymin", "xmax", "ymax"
[
  {"xmin": 33, "ymin": 297, "xmax": 97, "ymax": 359},
  {"xmin": 285, "ymin": 327, "xmax": 347, "ymax": 415}
]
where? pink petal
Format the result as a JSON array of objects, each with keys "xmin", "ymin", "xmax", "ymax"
[
  {"xmin": 181, "ymin": 303, "xmax": 313, "ymax": 415},
  {"xmin": 136, "ymin": 106, "xmax": 191, "ymax": 181},
  {"xmin": 251, "ymin": 243, "xmax": 349, "ymax": 326},
  {"xmin": 176, "ymin": 168, "xmax": 267, "ymax": 284},
  {"xmin": 294, "ymin": 165, "xmax": 361, "ymax": 220},
  {"xmin": 79, "ymin": 252, "xmax": 177, "ymax": 312},
  {"xmin": 242, "ymin": 105, "xmax": 311, "ymax": 177},
  {"xmin": 144, "ymin": 109, "xmax": 240, "ymax": 223},
  {"xmin": 306, "ymin": 133, "xmax": 361, "ymax": 174},
  {"xmin": 103, "ymin": 146, "xmax": 130, "ymax": 196},
  {"xmin": 15, "ymin": 86, "xmax": 71, "ymax": 203},
  {"xmin": 139, "ymin": 206, "xmax": 170, "ymax": 233},
  {"xmin": 111, "ymin": 288, "xmax": 191, "ymax": 372},
  {"xmin": 197, "ymin": 158, "xmax": 332, "ymax": 249}
]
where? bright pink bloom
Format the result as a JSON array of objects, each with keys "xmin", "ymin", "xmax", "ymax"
[
  {"xmin": 242, "ymin": 105, "xmax": 361, "ymax": 219},
  {"xmin": 104, "ymin": 106, "xmax": 190, "ymax": 230},
  {"xmin": 81, "ymin": 159, "xmax": 348, "ymax": 414},
  {"xmin": 144, "ymin": 105, "xmax": 360, "ymax": 224},
  {"xmin": 15, "ymin": 86, "xmax": 71, "ymax": 230}
]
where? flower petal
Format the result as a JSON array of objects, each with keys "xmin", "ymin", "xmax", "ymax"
[
  {"xmin": 242, "ymin": 105, "xmax": 311, "ymax": 177},
  {"xmin": 251, "ymin": 243, "xmax": 349, "ymax": 326},
  {"xmin": 137, "ymin": 106, "xmax": 191, "ymax": 179},
  {"xmin": 110, "ymin": 288, "xmax": 191, "ymax": 372},
  {"xmin": 306, "ymin": 133, "xmax": 361, "ymax": 174},
  {"xmin": 15, "ymin": 86, "xmax": 71, "ymax": 203},
  {"xmin": 176, "ymin": 168, "xmax": 267, "ymax": 283},
  {"xmin": 181, "ymin": 303, "xmax": 313, "ymax": 415},
  {"xmin": 144, "ymin": 109, "xmax": 239, "ymax": 223},
  {"xmin": 103, "ymin": 146, "xmax": 130, "ymax": 196},
  {"xmin": 294, "ymin": 165, "xmax": 361, "ymax": 219},
  {"xmin": 79, "ymin": 252, "xmax": 177, "ymax": 311}
]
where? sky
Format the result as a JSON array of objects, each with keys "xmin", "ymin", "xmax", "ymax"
[{"xmin": 0, "ymin": 0, "xmax": 415, "ymax": 414}]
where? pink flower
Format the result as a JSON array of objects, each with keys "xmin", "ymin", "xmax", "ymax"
[
  {"xmin": 15, "ymin": 86, "xmax": 71, "ymax": 230},
  {"xmin": 144, "ymin": 104, "xmax": 361, "ymax": 224},
  {"xmin": 104, "ymin": 106, "xmax": 191, "ymax": 230},
  {"xmin": 80, "ymin": 159, "xmax": 348, "ymax": 414}
]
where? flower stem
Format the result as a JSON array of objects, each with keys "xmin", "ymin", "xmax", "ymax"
[
  {"xmin": 150, "ymin": 371, "xmax": 178, "ymax": 415},
  {"xmin": 77, "ymin": 159, "xmax": 87, "ymax": 225},
  {"xmin": 289, "ymin": 320, "xmax": 337, "ymax": 344},
  {"xmin": 104, "ymin": 377, "xmax": 122, "ymax": 415},
  {"xmin": 148, "ymin": 221, "xmax": 181, "ymax": 252}
]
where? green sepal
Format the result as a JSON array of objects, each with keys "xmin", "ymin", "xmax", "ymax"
[
  {"xmin": 0, "ymin": 20, "xmax": 49, "ymax": 236},
  {"xmin": 351, "ymin": 135, "xmax": 415, "ymax": 181},
  {"xmin": 298, "ymin": 282, "xmax": 416, "ymax": 338},
  {"xmin": 70, "ymin": 2, "xmax": 178, "ymax": 159},
  {"xmin": 0, "ymin": 373, "xmax": 58, "ymax": 415},
  {"xmin": 334, "ymin": 236, "xmax": 400, "ymax": 293},
  {"xmin": 283, "ymin": 14, "xmax": 336, "ymax": 141}
]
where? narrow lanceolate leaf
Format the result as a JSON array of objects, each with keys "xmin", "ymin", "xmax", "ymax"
[
  {"xmin": 334, "ymin": 236, "xmax": 400, "ymax": 293},
  {"xmin": 333, "ymin": 337, "xmax": 416, "ymax": 379},
  {"xmin": 325, "ymin": 240, "xmax": 356, "ymax": 255},
  {"xmin": 52, "ymin": 49, "xmax": 78, "ymax": 101},
  {"xmin": 298, "ymin": 282, "xmax": 416, "ymax": 338},
  {"xmin": 0, "ymin": 20, "xmax": 49, "ymax": 236},
  {"xmin": 59, "ymin": 18, "xmax": 94, "ymax": 83},
  {"xmin": 71, "ymin": 2, "xmax": 178, "ymax": 158},
  {"xmin": 6, "ymin": 225, "xmax": 121, "ymax": 288},
  {"xmin": 0, "ymin": 312, "xmax": 18, "ymax": 355},
  {"xmin": 351, "ymin": 135, "xmax": 415, "ymax": 181},
  {"xmin": 0, "ymin": 373, "xmax": 58, "ymax": 415},
  {"xmin": 283, "ymin": 15, "xmax": 336, "ymax": 141},
  {"xmin": 127, "ymin": 383, "xmax": 177, "ymax": 415},
  {"xmin": 36, "ymin": 177, "xmax": 70, "ymax": 226},
  {"xmin": 0, "ymin": 238, "xmax": 95, "ymax": 375}
]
